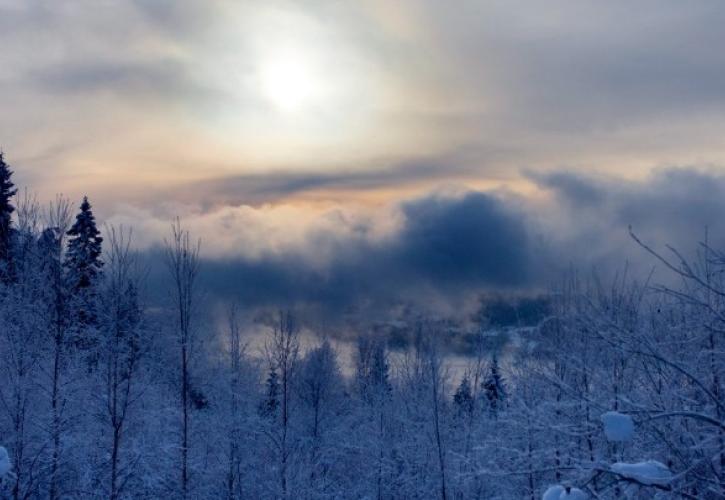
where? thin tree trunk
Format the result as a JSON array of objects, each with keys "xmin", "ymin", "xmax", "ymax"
[
  {"xmin": 281, "ymin": 361, "xmax": 288, "ymax": 499},
  {"xmin": 376, "ymin": 408, "xmax": 384, "ymax": 500},
  {"xmin": 165, "ymin": 221, "xmax": 200, "ymax": 500},
  {"xmin": 181, "ymin": 342, "xmax": 189, "ymax": 500},
  {"xmin": 431, "ymin": 370, "xmax": 448, "ymax": 500},
  {"xmin": 49, "ymin": 339, "xmax": 61, "ymax": 500},
  {"xmin": 12, "ymin": 381, "xmax": 25, "ymax": 500},
  {"xmin": 110, "ymin": 424, "xmax": 121, "ymax": 500}
]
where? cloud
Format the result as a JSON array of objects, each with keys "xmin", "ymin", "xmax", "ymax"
[
  {"xmin": 29, "ymin": 60, "xmax": 195, "ymax": 99},
  {"xmin": 129, "ymin": 167, "xmax": 725, "ymax": 320},
  {"xmin": 202, "ymin": 190, "xmax": 530, "ymax": 312},
  {"xmin": 392, "ymin": 193, "xmax": 529, "ymax": 287},
  {"xmin": 531, "ymin": 167, "xmax": 725, "ymax": 237},
  {"xmin": 5, "ymin": 0, "xmax": 725, "ymax": 205},
  {"xmin": 163, "ymin": 157, "xmax": 484, "ymax": 207},
  {"xmin": 528, "ymin": 167, "xmax": 725, "ymax": 279},
  {"xmin": 136, "ymin": 189, "xmax": 531, "ymax": 318},
  {"xmin": 526, "ymin": 170, "xmax": 606, "ymax": 208}
]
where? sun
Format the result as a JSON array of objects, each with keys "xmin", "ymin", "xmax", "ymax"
[{"xmin": 260, "ymin": 53, "xmax": 320, "ymax": 111}]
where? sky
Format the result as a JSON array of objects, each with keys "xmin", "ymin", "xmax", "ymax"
[{"xmin": 2, "ymin": 0, "xmax": 725, "ymax": 318}]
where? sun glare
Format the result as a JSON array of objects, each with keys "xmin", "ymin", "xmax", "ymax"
[{"xmin": 260, "ymin": 54, "xmax": 319, "ymax": 111}]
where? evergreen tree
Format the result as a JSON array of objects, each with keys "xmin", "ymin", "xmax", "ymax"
[
  {"xmin": 453, "ymin": 375, "xmax": 474, "ymax": 417},
  {"xmin": 259, "ymin": 368, "xmax": 280, "ymax": 419},
  {"xmin": 370, "ymin": 341, "xmax": 391, "ymax": 393},
  {"xmin": 65, "ymin": 196, "xmax": 103, "ymax": 291},
  {"xmin": 483, "ymin": 356, "xmax": 507, "ymax": 417},
  {"xmin": 0, "ymin": 152, "xmax": 17, "ymax": 281},
  {"xmin": 65, "ymin": 197, "xmax": 103, "ymax": 334}
]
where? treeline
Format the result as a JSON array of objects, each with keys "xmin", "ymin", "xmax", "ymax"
[{"xmin": 0, "ymin": 152, "xmax": 723, "ymax": 499}]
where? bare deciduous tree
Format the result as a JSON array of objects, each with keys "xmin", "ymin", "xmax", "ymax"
[
  {"xmin": 98, "ymin": 226, "xmax": 145, "ymax": 500},
  {"xmin": 164, "ymin": 219, "xmax": 200, "ymax": 500},
  {"xmin": 263, "ymin": 310, "xmax": 300, "ymax": 498}
]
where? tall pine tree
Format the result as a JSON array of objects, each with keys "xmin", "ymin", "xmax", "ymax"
[
  {"xmin": 65, "ymin": 196, "xmax": 103, "ymax": 331},
  {"xmin": 259, "ymin": 368, "xmax": 281, "ymax": 419},
  {"xmin": 453, "ymin": 375, "xmax": 475, "ymax": 417},
  {"xmin": 0, "ymin": 151, "xmax": 18, "ymax": 281},
  {"xmin": 483, "ymin": 355, "xmax": 507, "ymax": 417},
  {"xmin": 65, "ymin": 196, "xmax": 103, "ymax": 290}
]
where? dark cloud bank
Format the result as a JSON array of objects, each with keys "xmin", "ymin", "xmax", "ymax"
[
  {"xmin": 199, "ymin": 191, "xmax": 530, "ymax": 312},
  {"xmin": 146, "ymin": 167, "xmax": 725, "ymax": 321}
]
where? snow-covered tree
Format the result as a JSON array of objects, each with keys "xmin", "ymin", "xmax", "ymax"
[
  {"xmin": 259, "ymin": 368, "xmax": 281, "ymax": 419},
  {"xmin": 296, "ymin": 339, "xmax": 343, "ymax": 493},
  {"xmin": 223, "ymin": 304, "xmax": 253, "ymax": 499},
  {"xmin": 163, "ymin": 219, "xmax": 200, "ymax": 500},
  {"xmin": 263, "ymin": 310, "xmax": 300, "ymax": 498},
  {"xmin": 297, "ymin": 340, "xmax": 341, "ymax": 438},
  {"xmin": 65, "ymin": 196, "xmax": 103, "ymax": 292},
  {"xmin": 0, "ymin": 194, "xmax": 48, "ymax": 499},
  {"xmin": 96, "ymin": 227, "xmax": 145, "ymax": 500},
  {"xmin": 453, "ymin": 375, "xmax": 475, "ymax": 418},
  {"xmin": 0, "ymin": 151, "xmax": 17, "ymax": 282},
  {"xmin": 483, "ymin": 354, "xmax": 507, "ymax": 417},
  {"xmin": 65, "ymin": 196, "xmax": 103, "ymax": 348},
  {"xmin": 43, "ymin": 197, "xmax": 73, "ymax": 500},
  {"xmin": 355, "ymin": 337, "xmax": 391, "ymax": 403}
]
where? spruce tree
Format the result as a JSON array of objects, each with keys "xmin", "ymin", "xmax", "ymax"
[
  {"xmin": 483, "ymin": 356, "xmax": 507, "ymax": 417},
  {"xmin": 0, "ymin": 151, "xmax": 18, "ymax": 280},
  {"xmin": 65, "ymin": 196, "xmax": 103, "ymax": 291},
  {"xmin": 259, "ymin": 368, "xmax": 280, "ymax": 419},
  {"xmin": 65, "ymin": 196, "xmax": 103, "ymax": 349},
  {"xmin": 453, "ymin": 375, "xmax": 474, "ymax": 417}
]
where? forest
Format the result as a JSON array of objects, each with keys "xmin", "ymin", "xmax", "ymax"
[{"xmin": 0, "ymin": 150, "xmax": 723, "ymax": 499}]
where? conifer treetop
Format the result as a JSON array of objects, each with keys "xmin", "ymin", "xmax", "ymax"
[
  {"xmin": 65, "ymin": 195, "xmax": 104, "ymax": 290},
  {"xmin": 483, "ymin": 355, "xmax": 507, "ymax": 414},
  {"xmin": 0, "ymin": 151, "xmax": 18, "ymax": 265},
  {"xmin": 0, "ymin": 151, "xmax": 17, "ymax": 215}
]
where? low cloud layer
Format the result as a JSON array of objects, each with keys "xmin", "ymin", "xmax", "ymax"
[
  {"xmin": 132, "ymin": 167, "xmax": 725, "ymax": 320},
  {"xmin": 136, "ymin": 189, "xmax": 531, "ymax": 318},
  {"xmin": 530, "ymin": 167, "xmax": 725, "ymax": 274}
]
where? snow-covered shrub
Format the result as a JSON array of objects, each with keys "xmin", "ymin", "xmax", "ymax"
[
  {"xmin": 0, "ymin": 446, "xmax": 14, "ymax": 484},
  {"xmin": 610, "ymin": 460, "xmax": 672, "ymax": 487},
  {"xmin": 600, "ymin": 411, "xmax": 634, "ymax": 442},
  {"xmin": 542, "ymin": 485, "xmax": 565, "ymax": 500},
  {"xmin": 542, "ymin": 484, "xmax": 586, "ymax": 500}
]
